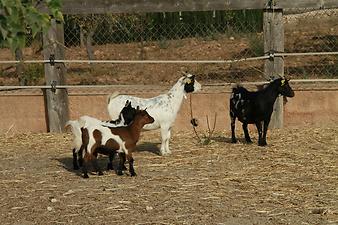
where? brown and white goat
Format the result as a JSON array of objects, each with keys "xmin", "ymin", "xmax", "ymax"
[
  {"xmin": 80, "ymin": 109, "xmax": 154, "ymax": 178},
  {"xmin": 66, "ymin": 100, "xmax": 137, "ymax": 171}
]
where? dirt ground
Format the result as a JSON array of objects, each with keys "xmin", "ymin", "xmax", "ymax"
[{"xmin": 0, "ymin": 127, "xmax": 337, "ymax": 225}]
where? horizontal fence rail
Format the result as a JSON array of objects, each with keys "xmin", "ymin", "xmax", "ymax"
[
  {"xmin": 0, "ymin": 51, "xmax": 337, "ymax": 64},
  {"xmin": 1, "ymin": 79, "xmax": 338, "ymax": 90}
]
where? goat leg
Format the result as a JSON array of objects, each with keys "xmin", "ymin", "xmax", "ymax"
[
  {"xmin": 77, "ymin": 149, "xmax": 83, "ymax": 167},
  {"xmin": 82, "ymin": 155, "xmax": 90, "ymax": 178},
  {"xmin": 121, "ymin": 153, "xmax": 127, "ymax": 170},
  {"xmin": 116, "ymin": 152, "xmax": 124, "ymax": 176},
  {"xmin": 107, "ymin": 152, "xmax": 115, "ymax": 170},
  {"xmin": 230, "ymin": 115, "xmax": 237, "ymax": 143},
  {"xmin": 72, "ymin": 148, "xmax": 79, "ymax": 170},
  {"xmin": 242, "ymin": 123, "xmax": 252, "ymax": 143},
  {"xmin": 127, "ymin": 154, "xmax": 137, "ymax": 177},
  {"xmin": 261, "ymin": 119, "xmax": 270, "ymax": 146},
  {"xmin": 255, "ymin": 121, "xmax": 265, "ymax": 146},
  {"xmin": 92, "ymin": 153, "xmax": 103, "ymax": 176}
]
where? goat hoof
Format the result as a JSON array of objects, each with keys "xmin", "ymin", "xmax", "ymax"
[
  {"xmin": 160, "ymin": 151, "xmax": 171, "ymax": 156},
  {"xmin": 130, "ymin": 172, "xmax": 137, "ymax": 177},
  {"xmin": 258, "ymin": 142, "xmax": 267, "ymax": 146},
  {"xmin": 246, "ymin": 140, "xmax": 253, "ymax": 144},
  {"xmin": 98, "ymin": 171, "xmax": 104, "ymax": 176},
  {"xmin": 83, "ymin": 174, "xmax": 89, "ymax": 179},
  {"xmin": 117, "ymin": 170, "xmax": 123, "ymax": 176},
  {"xmin": 231, "ymin": 139, "xmax": 237, "ymax": 143}
]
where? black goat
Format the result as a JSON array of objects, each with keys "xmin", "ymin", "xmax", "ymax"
[{"xmin": 230, "ymin": 78, "xmax": 295, "ymax": 146}]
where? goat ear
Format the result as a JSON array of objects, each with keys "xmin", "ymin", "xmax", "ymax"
[
  {"xmin": 136, "ymin": 106, "xmax": 140, "ymax": 110},
  {"xmin": 181, "ymin": 71, "xmax": 188, "ymax": 77}
]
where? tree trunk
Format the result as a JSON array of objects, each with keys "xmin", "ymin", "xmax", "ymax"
[
  {"xmin": 15, "ymin": 48, "xmax": 26, "ymax": 85},
  {"xmin": 85, "ymin": 30, "xmax": 95, "ymax": 61},
  {"xmin": 80, "ymin": 26, "xmax": 85, "ymax": 48}
]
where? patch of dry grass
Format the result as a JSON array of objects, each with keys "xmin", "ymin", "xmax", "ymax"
[{"xmin": 0, "ymin": 127, "xmax": 337, "ymax": 224}]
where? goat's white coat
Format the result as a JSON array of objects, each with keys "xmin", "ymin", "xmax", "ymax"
[
  {"xmin": 85, "ymin": 124, "xmax": 127, "ymax": 155},
  {"xmin": 66, "ymin": 120, "xmax": 83, "ymax": 152},
  {"xmin": 107, "ymin": 74, "xmax": 202, "ymax": 155},
  {"xmin": 66, "ymin": 115, "xmax": 127, "ymax": 154},
  {"xmin": 79, "ymin": 115, "xmax": 126, "ymax": 128}
]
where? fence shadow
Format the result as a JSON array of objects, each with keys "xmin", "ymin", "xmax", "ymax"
[
  {"xmin": 211, "ymin": 135, "xmax": 256, "ymax": 144},
  {"xmin": 211, "ymin": 136, "xmax": 233, "ymax": 143}
]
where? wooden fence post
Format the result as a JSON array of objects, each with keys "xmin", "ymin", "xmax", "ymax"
[
  {"xmin": 43, "ymin": 19, "xmax": 69, "ymax": 132},
  {"xmin": 263, "ymin": 8, "xmax": 284, "ymax": 129}
]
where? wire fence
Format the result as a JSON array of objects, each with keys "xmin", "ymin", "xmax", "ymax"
[{"xmin": 0, "ymin": 8, "xmax": 337, "ymax": 87}]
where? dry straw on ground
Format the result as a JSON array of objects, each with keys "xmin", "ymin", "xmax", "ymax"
[{"xmin": 0, "ymin": 127, "xmax": 337, "ymax": 224}]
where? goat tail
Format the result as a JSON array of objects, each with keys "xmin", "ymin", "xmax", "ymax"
[
  {"xmin": 65, "ymin": 120, "xmax": 82, "ymax": 152},
  {"xmin": 107, "ymin": 91, "xmax": 120, "ymax": 104}
]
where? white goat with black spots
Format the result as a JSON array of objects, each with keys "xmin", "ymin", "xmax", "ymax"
[{"xmin": 107, "ymin": 72, "xmax": 202, "ymax": 155}]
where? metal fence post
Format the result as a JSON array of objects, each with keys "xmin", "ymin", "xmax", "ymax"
[
  {"xmin": 43, "ymin": 19, "xmax": 69, "ymax": 132},
  {"xmin": 263, "ymin": 8, "xmax": 284, "ymax": 129}
]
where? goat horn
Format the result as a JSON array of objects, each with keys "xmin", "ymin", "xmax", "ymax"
[
  {"xmin": 271, "ymin": 74, "xmax": 282, "ymax": 81},
  {"xmin": 181, "ymin": 71, "xmax": 188, "ymax": 76}
]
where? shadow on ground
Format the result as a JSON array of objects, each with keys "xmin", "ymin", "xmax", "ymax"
[
  {"xmin": 135, "ymin": 142, "xmax": 161, "ymax": 155},
  {"xmin": 54, "ymin": 142, "xmax": 160, "ymax": 177},
  {"xmin": 55, "ymin": 156, "xmax": 118, "ymax": 177}
]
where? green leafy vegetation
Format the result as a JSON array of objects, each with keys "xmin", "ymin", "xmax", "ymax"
[
  {"xmin": 64, "ymin": 10, "xmax": 263, "ymax": 46},
  {"xmin": 23, "ymin": 64, "xmax": 44, "ymax": 85},
  {"xmin": 0, "ymin": 0, "xmax": 63, "ymax": 52},
  {"xmin": 248, "ymin": 34, "xmax": 264, "ymax": 57}
]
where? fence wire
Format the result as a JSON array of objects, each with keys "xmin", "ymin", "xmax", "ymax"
[{"xmin": 0, "ymin": 8, "xmax": 337, "ymax": 87}]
